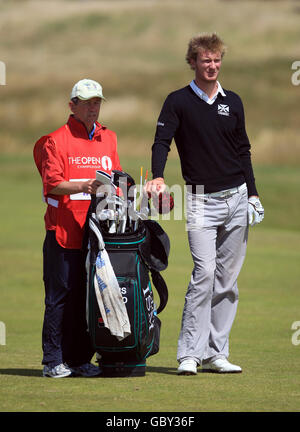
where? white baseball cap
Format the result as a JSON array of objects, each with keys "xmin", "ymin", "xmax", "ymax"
[{"xmin": 70, "ymin": 79, "xmax": 106, "ymax": 101}]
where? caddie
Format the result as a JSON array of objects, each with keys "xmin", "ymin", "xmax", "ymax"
[
  {"xmin": 146, "ymin": 33, "xmax": 264, "ymax": 375},
  {"xmin": 34, "ymin": 79, "xmax": 122, "ymax": 378}
]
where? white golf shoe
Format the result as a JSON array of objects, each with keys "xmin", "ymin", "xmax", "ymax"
[
  {"xmin": 177, "ymin": 359, "xmax": 198, "ymax": 375},
  {"xmin": 202, "ymin": 358, "xmax": 242, "ymax": 373},
  {"xmin": 43, "ymin": 363, "xmax": 73, "ymax": 378}
]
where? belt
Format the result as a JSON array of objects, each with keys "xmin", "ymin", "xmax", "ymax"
[{"xmin": 193, "ymin": 183, "xmax": 247, "ymax": 199}]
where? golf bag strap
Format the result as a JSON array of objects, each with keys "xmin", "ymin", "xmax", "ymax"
[
  {"xmin": 81, "ymin": 195, "xmax": 97, "ymax": 252},
  {"xmin": 150, "ymin": 269, "xmax": 168, "ymax": 314}
]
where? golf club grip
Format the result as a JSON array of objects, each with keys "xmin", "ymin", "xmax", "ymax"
[{"xmin": 91, "ymin": 193, "xmax": 97, "ymax": 213}]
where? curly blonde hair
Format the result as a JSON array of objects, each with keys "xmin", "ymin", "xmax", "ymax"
[{"xmin": 186, "ymin": 33, "xmax": 227, "ymax": 67}]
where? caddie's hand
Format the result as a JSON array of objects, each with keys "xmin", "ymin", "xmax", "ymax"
[
  {"xmin": 82, "ymin": 179, "xmax": 102, "ymax": 195},
  {"xmin": 248, "ymin": 196, "xmax": 264, "ymax": 227},
  {"xmin": 145, "ymin": 177, "xmax": 166, "ymax": 195}
]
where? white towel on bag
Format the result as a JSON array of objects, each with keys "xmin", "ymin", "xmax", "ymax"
[{"xmin": 88, "ymin": 217, "xmax": 131, "ymax": 341}]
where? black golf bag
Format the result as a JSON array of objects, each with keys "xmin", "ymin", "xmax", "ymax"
[{"xmin": 84, "ymin": 172, "xmax": 170, "ymax": 377}]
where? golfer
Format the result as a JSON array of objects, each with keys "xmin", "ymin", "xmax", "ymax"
[
  {"xmin": 34, "ymin": 79, "xmax": 122, "ymax": 378},
  {"xmin": 146, "ymin": 33, "xmax": 264, "ymax": 374}
]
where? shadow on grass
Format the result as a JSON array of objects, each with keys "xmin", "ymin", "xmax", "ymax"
[
  {"xmin": 0, "ymin": 369, "xmax": 42, "ymax": 377},
  {"xmin": 0, "ymin": 366, "xmax": 178, "ymax": 377},
  {"xmin": 146, "ymin": 366, "xmax": 177, "ymax": 375}
]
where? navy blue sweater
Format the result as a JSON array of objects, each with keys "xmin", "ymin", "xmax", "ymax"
[{"xmin": 152, "ymin": 85, "xmax": 258, "ymax": 196}]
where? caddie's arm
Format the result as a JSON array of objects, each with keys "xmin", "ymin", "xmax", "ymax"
[
  {"xmin": 50, "ymin": 179, "xmax": 102, "ymax": 196},
  {"xmin": 42, "ymin": 136, "xmax": 102, "ymax": 197}
]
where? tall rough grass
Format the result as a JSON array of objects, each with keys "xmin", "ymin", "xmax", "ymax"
[{"xmin": 1, "ymin": 0, "xmax": 300, "ymax": 163}]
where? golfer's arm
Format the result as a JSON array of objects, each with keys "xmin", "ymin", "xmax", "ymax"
[{"xmin": 151, "ymin": 94, "xmax": 178, "ymax": 179}]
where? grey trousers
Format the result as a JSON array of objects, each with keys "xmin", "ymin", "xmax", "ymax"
[{"xmin": 177, "ymin": 185, "xmax": 248, "ymax": 364}]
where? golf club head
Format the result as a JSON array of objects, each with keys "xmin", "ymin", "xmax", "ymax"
[
  {"xmin": 112, "ymin": 170, "xmax": 135, "ymax": 193},
  {"xmin": 96, "ymin": 208, "xmax": 115, "ymax": 221}
]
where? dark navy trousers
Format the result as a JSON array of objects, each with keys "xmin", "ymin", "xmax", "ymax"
[{"xmin": 42, "ymin": 230, "xmax": 94, "ymax": 367}]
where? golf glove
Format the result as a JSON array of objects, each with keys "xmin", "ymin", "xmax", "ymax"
[{"xmin": 248, "ymin": 196, "xmax": 264, "ymax": 227}]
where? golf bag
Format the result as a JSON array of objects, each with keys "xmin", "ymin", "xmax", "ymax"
[{"xmin": 84, "ymin": 173, "xmax": 170, "ymax": 377}]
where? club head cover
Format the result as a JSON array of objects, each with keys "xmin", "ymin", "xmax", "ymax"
[{"xmin": 150, "ymin": 191, "xmax": 174, "ymax": 214}]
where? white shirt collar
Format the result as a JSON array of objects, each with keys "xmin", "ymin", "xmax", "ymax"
[{"xmin": 189, "ymin": 80, "xmax": 226, "ymax": 105}]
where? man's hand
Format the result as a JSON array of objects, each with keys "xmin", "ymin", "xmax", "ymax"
[
  {"xmin": 81, "ymin": 179, "xmax": 102, "ymax": 195},
  {"xmin": 145, "ymin": 177, "xmax": 166, "ymax": 195},
  {"xmin": 248, "ymin": 196, "xmax": 264, "ymax": 227}
]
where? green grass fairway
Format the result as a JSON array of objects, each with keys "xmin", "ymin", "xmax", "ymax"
[
  {"xmin": 0, "ymin": 155, "xmax": 300, "ymax": 412},
  {"xmin": 1, "ymin": 0, "xmax": 300, "ymax": 414}
]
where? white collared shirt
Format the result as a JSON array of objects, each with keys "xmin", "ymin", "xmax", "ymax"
[{"xmin": 189, "ymin": 80, "xmax": 226, "ymax": 105}]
